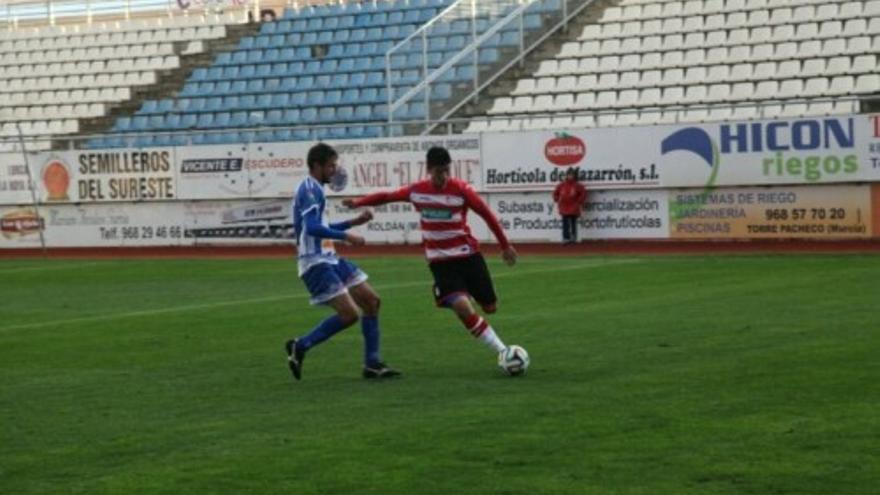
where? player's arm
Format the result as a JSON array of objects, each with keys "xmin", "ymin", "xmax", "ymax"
[
  {"xmin": 329, "ymin": 210, "xmax": 373, "ymax": 230},
  {"xmin": 303, "ymin": 207, "xmax": 364, "ymax": 245},
  {"xmin": 342, "ymin": 185, "xmax": 411, "ymax": 209},
  {"xmin": 463, "ymin": 185, "xmax": 518, "ymax": 266}
]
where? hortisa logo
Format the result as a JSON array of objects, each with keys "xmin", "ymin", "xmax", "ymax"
[
  {"xmin": 1, "ymin": 209, "xmax": 44, "ymax": 239},
  {"xmin": 544, "ymin": 132, "xmax": 586, "ymax": 166},
  {"xmin": 41, "ymin": 157, "xmax": 71, "ymax": 201}
]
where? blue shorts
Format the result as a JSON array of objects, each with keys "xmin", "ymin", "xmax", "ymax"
[{"xmin": 301, "ymin": 258, "xmax": 368, "ymax": 305}]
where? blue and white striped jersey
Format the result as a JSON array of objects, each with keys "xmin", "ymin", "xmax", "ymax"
[{"xmin": 292, "ymin": 176, "xmax": 338, "ymax": 276}]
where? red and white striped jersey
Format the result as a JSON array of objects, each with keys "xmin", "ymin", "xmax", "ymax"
[{"xmin": 352, "ymin": 178, "xmax": 511, "ymax": 262}]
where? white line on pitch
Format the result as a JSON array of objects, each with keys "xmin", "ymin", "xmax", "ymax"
[{"xmin": 0, "ymin": 259, "xmax": 638, "ymax": 333}]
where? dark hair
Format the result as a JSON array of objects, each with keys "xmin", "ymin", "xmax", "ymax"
[
  {"xmin": 426, "ymin": 146, "xmax": 451, "ymax": 169},
  {"xmin": 565, "ymin": 167, "xmax": 577, "ymax": 176},
  {"xmin": 307, "ymin": 142, "xmax": 337, "ymax": 169}
]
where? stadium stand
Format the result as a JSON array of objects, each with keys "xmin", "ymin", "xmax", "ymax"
[
  {"xmin": 1, "ymin": 0, "xmax": 877, "ymax": 150},
  {"xmin": 464, "ymin": 0, "xmax": 880, "ymax": 132},
  {"xmin": 94, "ymin": 0, "xmax": 558, "ymax": 147},
  {"xmin": 0, "ymin": 9, "xmax": 252, "ymax": 151}
]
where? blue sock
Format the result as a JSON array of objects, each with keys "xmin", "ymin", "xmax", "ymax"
[
  {"xmin": 297, "ymin": 315, "xmax": 349, "ymax": 352},
  {"xmin": 361, "ymin": 315, "xmax": 381, "ymax": 366}
]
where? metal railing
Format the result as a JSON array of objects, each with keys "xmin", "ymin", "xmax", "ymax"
[
  {"xmin": 385, "ymin": 0, "xmax": 534, "ymax": 130},
  {"xmin": 386, "ymin": 0, "xmax": 594, "ymax": 134}
]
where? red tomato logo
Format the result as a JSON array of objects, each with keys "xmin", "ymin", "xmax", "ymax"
[{"xmin": 544, "ymin": 133, "xmax": 586, "ymax": 166}]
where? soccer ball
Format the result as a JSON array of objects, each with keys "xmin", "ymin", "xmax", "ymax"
[{"xmin": 498, "ymin": 345, "xmax": 530, "ymax": 376}]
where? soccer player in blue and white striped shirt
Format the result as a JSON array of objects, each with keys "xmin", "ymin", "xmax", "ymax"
[{"xmin": 285, "ymin": 143, "xmax": 400, "ymax": 381}]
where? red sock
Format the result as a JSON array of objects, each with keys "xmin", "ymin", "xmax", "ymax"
[{"xmin": 462, "ymin": 314, "xmax": 489, "ymax": 338}]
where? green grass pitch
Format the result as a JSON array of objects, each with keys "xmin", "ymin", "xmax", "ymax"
[{"xmin": 1, "ymin": 254, "xmax": 877, "ymax": 494}]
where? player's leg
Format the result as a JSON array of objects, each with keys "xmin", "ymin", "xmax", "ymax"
[
  {"xmin": 570, "ymin": 215, "xmax": 579, "ymax": 243},
  {"xmin": 336, "ymin": 256, "xmax": 402, "ymax": 378},
  {"xmin": 349, "ymin": 281, "xmax": 402, "ymax": 378},
  {"xmin": 285, "ymin": 264, "xmax": 361, "ymax": 380},
  {"xmin": 431, "ymin": 256, "xmax": 506, "ymax": 353}
]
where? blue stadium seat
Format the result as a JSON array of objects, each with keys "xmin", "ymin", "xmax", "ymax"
[
  {"xmin": 317, "ymin": 31, "xmax": 333, "ymax": 44},
  {"xmin": 216, "ymin": 52, "xmax": 233, "ymax": 65},
  {"xmin": 403, "ymin": 9, "xmax": 421, "ymax": 24},
  {"xmin": 222, "ymin": 66, "xmax": 239, "ymax": 79},
  {"xmin": 337, "ymin": 106, "xmax": 355, "ymax": 122},
  {"xmin": 341, "ymin": 88, "xmax": 359, "ymax": 104},
  {"xmin": 131, "ymin": 116, "xmax": 149, "ymax": 131},
  {"xmin": 263, "ymin": 78, "xmax": 281, "ymax": 91},
  {"xmin": 223, "ymin": 95, "xmax": 240, "ymax": 110},
  {"xmin": 302, "ymin": 32, "xmax": 318, "ymax": 44},
  {"xmin": 133, "ymin": 135, "xmax": 155, "ymax": 148},
  {"xmin": 165, "ymin": 114, "xmax": 182, "ymax": 130},
  {"xmin": 277, "ymin": 20, "xmax": 292, "ymax": 33},
  {"xmin": 229, "ymin": 111, "xmax": 248, "ymax": 128},
  {"xmin": 282, "ymin": 109, "xmax": 300, "ymax": 124},
  {"xmin": 247, "ymin": 50, "xmax": 263, "ymax": 63},
  {"xmin": 307, "ymin": 17, "xmax": 322, "ymax": 31},
  {"xmin": 270, "ymin": 34, "xmax": 286, "ymax": 48},
  {"xmin": 268, "ymin": 63, "xmax": 286, "ymax": 77},
  {"xmin": 388, "ymin": 10, "xmax": 404, "ymax": 24},
  {"xmin": 299, "ymin": 108, "xmax": 317, "ymax": 124},
  {"xmin": 214, "ymin": 81, "xmax": 231, "ymax": 95},
  {"xmin": 285, "ymin": 33, "xmax": 301, "ymax": 45},
  {"xmin": 256, "ymin": 64, "xmax": 272, "ymax": 78},
  {"xmin": 318, "ymin": 107, "xmax": 336, "ymax": 122},
  {"xmin": 157, "ymin": 99, "xmax": 175, "ymax": 113},
  {"xmin": 360, "ymin": 88, "xmax": 378, "ymax": 103},
  {"xmin": 354, "ymin": 105, "xmax": 372, "ymax": 121},
  {"xmin": 304, "ymin": 60, "xmax": 321, "ymax": 74},
  {"xmin": 478, "ymin": 48, "xmax": 499, "ymax": 64},
  {"xmin": 328, "ymin": 44, "xmax": 346, "ymax": 57},
  {"xmin": 320, "ymin": 59, "xmax": 339, "ymax": 73},
  {"xmin": 278, "ymin": 76, "xmax": 295, "ymax": 92},
  {"xmin": 255, "ymin": 129, "xmax": 276, "ymax": 142},
  {"xmin": 240, "ymin": 94, "xmax": 257, "ymax": 109},
  {"xmin": 374, "ymin": 104, "xmax": 388, "ymax": 120},
  {"xmin": 204, "ymin": 96, "xmax": 223, "ymax": 111},
  {"xmin": 207, "ymin": 67, "xmax": 224, "ymax": 80},
  {"xmin": 339, "ymin": 15, "xmax": 355, "ymax": 29},
  {"xmin": 271, "ymin": 93, "xmax": 291, "ymax": 108},
  {"xmin": 114, "ymin": 117, "xmax": 131, "ymax": 132},
  {"xmin": 366, "ymin": 27, "xmax": 383, "ymax": 41},
  {"xmin": 337, "ymin": 59, "xmax": 355, "ymax": 73},
  {"xmin": 365, "ymin": 72, "xmax": 383, "ymax": 86},
  {"xmin": 265, "ymin": 109, "xmax": 283, "ymax": 125},
  {"xmin": 298, "ymin": 75, "xmax": 315, "ymax": 90},
  {"xmin": 306, "ymin": 91, "xmax": 325, "ymax": 106},
  {"xmin": 290, "ymin": 92, "xmax": 307, "ymax": 107},
  {"xmin": 261, "ymin": 22, "xmax": 277, "ymax": 35},
  {"xmin": 350, "ymin": 29, "xmax": 367, "ymax": 42},
  {"xmin": 239, "ymin": 37, "xmax": 255, "ymax": 49},
  {"xmin": 247, "ymin": 79, "xmax": 265, "ymax": 93},
  {"xmin": 325, "ymin": 90, "xmax": 342, "ymax": 105},
  {"xmin": 255, "ymin": 94, "xmax": 273, "ymax": 109},
  {"xmin": 180, "ymin": 83, "xmax": 199, "ymax": 96},
  {"xmin": 240, "ymin": 65, "xmax": 257, "ymax": 78},
  {"xmin": 349, "ymin": 72, "xmax": 366, "ymax": 87},
  {"xmin": 180, "ymin": 114, "xmax": 197, "ymax": 129},
  {"xmin": 213, "ymin": 112, "xmax": 231, "ymax": 128},
  {"xmin": 447, "ymin": 35, "xmax": 466, "ymax": 51},
  {"xmin": 231, "ymin": 80, "xmax": 248, "ymax": 93},
  {"xmin": 314, "ymin": 74, "xmax": 331, "ymax": 88},
  {"xmin": 430, "ymin": 83, "xmax": 453, "ymax": 100},
  {"xmin": 232, "ymin": 51, "xmax": 249, "ymax": 64},
  {"xmin": 141, "ymin": 100, "xmax": 159, "ymax": 114}
]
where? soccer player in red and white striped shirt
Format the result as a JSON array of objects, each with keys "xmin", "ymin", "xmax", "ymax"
[{"xmin": 343, "ymin": 146, "xmax": 518, "ymax": 358}]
